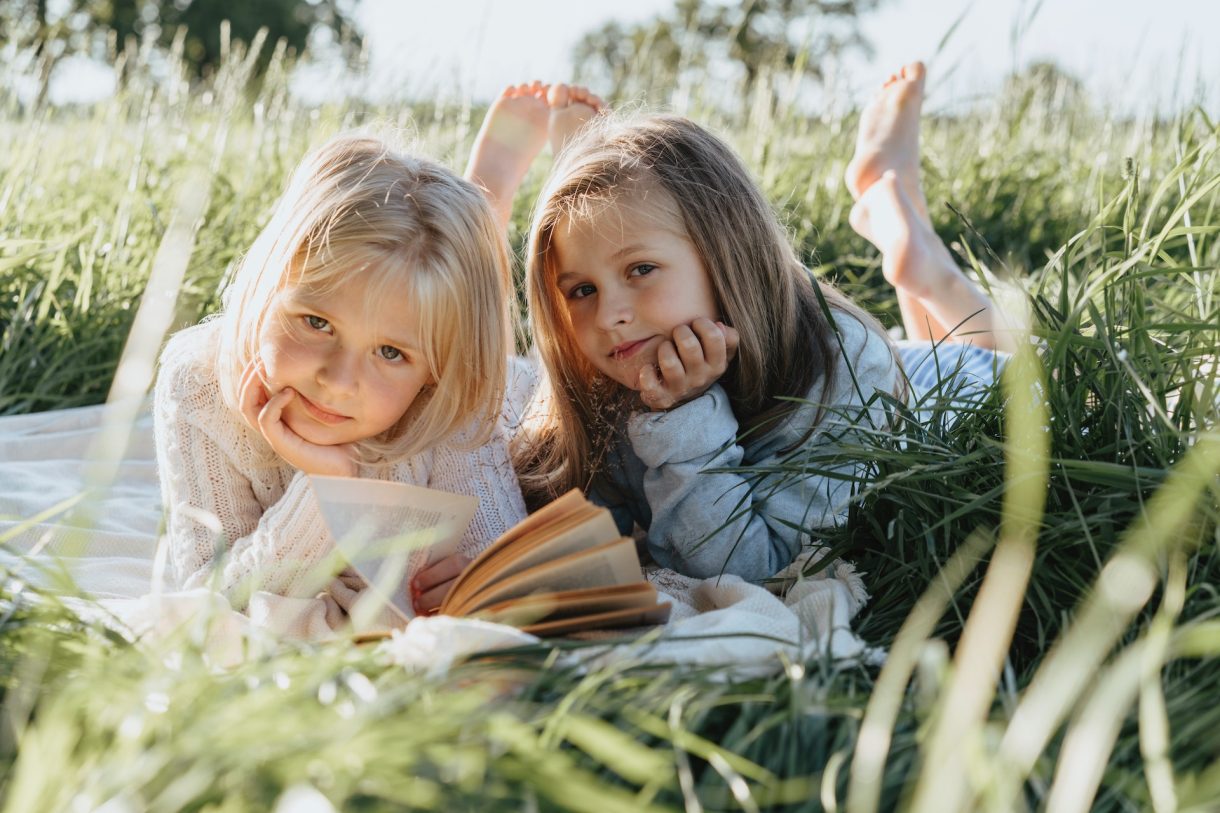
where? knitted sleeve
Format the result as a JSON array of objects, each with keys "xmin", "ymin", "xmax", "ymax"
[
  {"xmin": 426, "ymin": 419, "xmax": 527, "ymax": 560},
  {"xmin": 152, "ymin": 327, "xmax": 338, "ymax": 609}
]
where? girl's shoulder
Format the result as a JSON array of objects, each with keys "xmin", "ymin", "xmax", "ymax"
[
  {"xmin": 760, "ymin": 311, "xmax": 899, "ymax": 452},
  {"xmin": 825, "ymin": 310, "xmax": 900, "ymax": 395},
  {"xmin": 160, "ymin": 320, "xmax": 221, "ymax": 372},
  {"xmin": 155, "ymin": 320, "xmax": 226, "ymax": 417}
]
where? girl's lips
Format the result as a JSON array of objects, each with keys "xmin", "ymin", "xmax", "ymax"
[
  {"xmin": 610, "ymin": 337, "xmax": 652, "ymax": 361},
  {"xmin": 298, "ymin": 392, "xmax": 349, "ymax": 425}
]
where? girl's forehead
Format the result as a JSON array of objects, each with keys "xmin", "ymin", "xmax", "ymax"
[{"xmin": 554, "ymin": 185, "xmax": 686, "ymax": 246}]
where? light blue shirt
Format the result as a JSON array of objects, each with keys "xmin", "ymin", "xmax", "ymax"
[{"xmin": 589, "ymin": 313, "xmax": 902, "ymax": 582}]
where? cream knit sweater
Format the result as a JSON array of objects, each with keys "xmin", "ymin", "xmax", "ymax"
[{"xmin": 152, "ymin": 321, "xmax": 527, "ymax": 610}]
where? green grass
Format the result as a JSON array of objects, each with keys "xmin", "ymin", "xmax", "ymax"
[{"xmin": 1, "ymin": 39, "xmax": 1218, "ymax": 812}]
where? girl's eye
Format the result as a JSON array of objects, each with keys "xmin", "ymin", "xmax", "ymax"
[
  {"xmin": 568, "ymin": 283, "xmax": 597, "ymax": 300},
  {"xmin": 378, "ymin": 345, "xmax": 403, "ymax": 362},
  {"xmin": 629, "ymin": 263, "xmax": 657, "ymax": 277},
  {"xmin": 305, "ymin": 315, "xmax": 331, "ymax": 332}
]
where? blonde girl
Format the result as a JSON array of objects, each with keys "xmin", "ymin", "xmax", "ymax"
[
  {"xmin": 517, "ymin": 66, "xmax": 1004, "ymax": 583},
  {"xmin": 154, "ymin": 133, "xmax": 527, "ymax": 617}
]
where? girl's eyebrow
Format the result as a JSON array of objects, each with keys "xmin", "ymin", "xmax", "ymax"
[
  {"xmin": 285, "ymin": 292, "xmax": 421, "ymax": 351},
  {"xmin": 610, "ymin": 242, "xmax": 648, "ymax": 260},
  {"xmin": 555, "ymin": 270, "xmax": 581, "ymax": 288}
]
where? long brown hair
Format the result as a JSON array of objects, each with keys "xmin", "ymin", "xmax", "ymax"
[{"xmin": 515, "ymin": 114, "xmax": 892, "ymax": 503}]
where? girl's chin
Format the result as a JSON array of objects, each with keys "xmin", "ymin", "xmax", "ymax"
[
  {"xmin": 601, "ymin": 357, "xmax": 657, "ymax": 392},
  {"xmin": 282, "ymin": 413, "xmax": 339, "ymax": 446}
]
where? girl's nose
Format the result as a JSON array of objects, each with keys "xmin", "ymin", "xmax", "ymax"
[
  {"xmin": 316, "ymin": 347, "xmax": 359, "ymax": 395},
  {"xmin": 594, "ymin": 290, "xmax": 632, "ymax": 331}
]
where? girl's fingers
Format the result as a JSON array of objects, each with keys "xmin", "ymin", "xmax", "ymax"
[
  {"xmin": 415, "ymin": 553, "xmax": 468, "ymax": 594},
  {"xmin": 638, "ymin": 363, "xmax": 670, "ymax": 409},
  {"xmin": 691, "ymin": 318, "xmax": 726, "ymax": 370},
  {"xmin": 720, "ymin": 323, "xmax": 741, "ymax": 361},
  {"xmin": 238, "ymin": 362, "xmax": 270, "ymax": 430},
  {"xmin": 258, "ymin": 389, "xmax": 317, "ymax": 463},
  {"xmin": 671, "ymin": 324, "xmax": 708, "ymax": 371},
  {"xmin": 257, "ymin": 387, "xmax": 295, "ymax": 438},
  {"xmin": 655, "ymin": 339, "xmax": 686, "ymax": 387},
  {"xmin": 414, "ymin": 576, "xmax": 458, "ymax": 614}
]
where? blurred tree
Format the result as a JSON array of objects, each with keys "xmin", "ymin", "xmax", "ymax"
[
  {"xmin": 1, "ymin": 0, "xmax": 360, "ymax": 86},
  {"xmin": 1001, "ymin": 61, "xmax": 1087, "ymax": 113},
  {"xmin": 573, "ymin": 0, "xmax": 884, "ymax": 104}
]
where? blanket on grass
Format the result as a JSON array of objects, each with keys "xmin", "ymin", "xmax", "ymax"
[{"xmin": 0, "ymin": 404, "xmax": 877, "ymax": 675}]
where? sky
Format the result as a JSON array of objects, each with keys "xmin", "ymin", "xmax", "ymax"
[
  {"xmin": 32, "ymin": 0, "xmax": 1220, "ymax": 114},
  {"xmin": 351, "ymin": 0, "xmax": 1220, "ymax": 114}
]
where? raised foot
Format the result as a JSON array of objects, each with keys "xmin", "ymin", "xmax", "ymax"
[
  {"xmin": 547, "ymin": 83, "xmax": 604, "ymax": 157},
  {"xmin": 849, "ymin": 171, "xmax": 953, "ymax": 301},
  {"xmin": 465, "ymin": 81, "xmax": 551, "ymax": 227},
  {"xmin": 844, "ymin": 61, "xmax": 929, "ymax": 225}
]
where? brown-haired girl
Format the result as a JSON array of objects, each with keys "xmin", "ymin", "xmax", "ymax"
[{"xmin": 516, "ymin": 66, "xmax": 1004, "ymax": 582}]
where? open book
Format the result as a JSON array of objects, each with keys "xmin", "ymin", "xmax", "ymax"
[{"xmin": 310, "ymin": 476, "xmax": 671, "ymax": 637}]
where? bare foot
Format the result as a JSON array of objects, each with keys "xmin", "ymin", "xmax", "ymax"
[
  {"xmin": 844, "ymin": 62, "xmax": 930, "ymax": 227},
  {"xmin": 546, "ymin": 83, "xmax": 604, "ymax": 157},
  {"xmin": 465, "ymin": 81, "xmax": 550, "ymax": 230},
  {"xmin": 849, "ymin": 171, "xmax": 953, "ymax": 300},
  {"xmin": 850, "ymin": 171, "xmax": 1001, "ymax": 349}
]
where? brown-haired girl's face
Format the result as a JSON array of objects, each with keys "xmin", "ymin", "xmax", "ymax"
[{"xmin": 551, "ymin": 197, "xmax": 719, "ymax": 391}]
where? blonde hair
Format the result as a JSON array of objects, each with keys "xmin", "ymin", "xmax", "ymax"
[
  {"xmin": 215, "ymin": 133, "xmax": 512, "ymax": 462},
  {"xmin": 516, "ymin": 114, "xmax": 893, "ymax": 503}
]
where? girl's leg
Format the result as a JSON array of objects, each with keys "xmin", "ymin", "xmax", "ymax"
[
  {"xmin": 850, "ymin": 172, "xmax": 1004, "ymax": 350},
  {"xmin": 896, "ymin": 289, "xmax": 935, "ymax": 342},
  {"xmin": 845, "ymin": 63, "xmax": 1009, "ymax": 351},
  {"xmin": 464, "ymin": 82, "xmax": 551, "ymax": 232}
]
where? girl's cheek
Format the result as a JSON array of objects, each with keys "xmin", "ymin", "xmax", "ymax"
[{"xmin": 257, "ymin": 339, "xmax": 296, "ymax": 390}]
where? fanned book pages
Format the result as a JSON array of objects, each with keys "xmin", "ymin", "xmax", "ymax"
[{"xmin": 310, "ymin": 477, "xmax": 670, "ymax": 636}]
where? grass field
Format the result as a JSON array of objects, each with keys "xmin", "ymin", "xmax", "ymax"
[{"xmin": 1, "ymin": 39, "xmax": 1218, "ymax": 812}]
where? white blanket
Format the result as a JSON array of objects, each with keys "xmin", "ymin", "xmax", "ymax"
[{"xmin": 0, "ymin": 404, "xmax": 878, "ymax": 675}]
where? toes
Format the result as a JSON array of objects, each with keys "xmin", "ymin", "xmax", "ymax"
[
  {"xmin": 584, "ymin": 90, "xmax": 606, "ymax": 112},
  {"xmin": 883, "ymin": 62, "xmax": 927, "ymax": 91},
  {"xmin": 547, "ymin": 83, "xmax": 571, "ymax": 108},
  {"xmin": 569, "ymin": 85, "xmax": 603, "ymax": 110}
]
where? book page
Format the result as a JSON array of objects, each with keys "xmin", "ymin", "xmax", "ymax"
[
  {"xmin": 522, "ymin": 602, "xmax": 671, "ymax": 637},
  {"xmin": 453, "ymin": 537, "xmax": 643, "ymax": 615},
  {"xmin": 444, "ymin": 505, "xmax": 618, "ymax": 612},
  {"xmin": 310, "ymin": 475, "xmax": 478, "ymax": 623},
  {"xmin": 442, "ymin": 489, "xmax": 592, "ymax": 611},
  {"xmin": 475, "ymin": 582, "xmax": 658, "ymax": 627},
  {"xmin": 491, "ymin": 488, "xmax": 588, "ymax": 547}
]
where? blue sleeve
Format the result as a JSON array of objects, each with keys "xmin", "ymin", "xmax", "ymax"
[
  {"xmin": 628, "ymin": 316, "xmax": 900, "ymax": 583},
  {"xmin": 626, "ymin": 384, "xmax": 817, "ymax": 582}
]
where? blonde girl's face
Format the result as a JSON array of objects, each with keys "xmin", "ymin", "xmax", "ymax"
[
  {"xmin": 551, "ymin": 197, "xmax": 719, "ymax": 391},
  {"xmin": 256, "ymin": 269, "xmax": 432, "ymax": 447}
]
